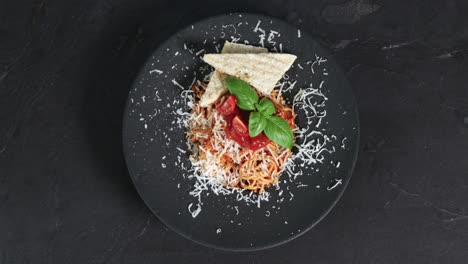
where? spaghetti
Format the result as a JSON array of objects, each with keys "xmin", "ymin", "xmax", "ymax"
[{"xmin": 187, "ymin": 82, "xmax": 295, "ymax": 193}]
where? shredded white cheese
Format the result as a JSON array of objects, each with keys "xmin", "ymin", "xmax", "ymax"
[
  {"xmin": 171, "ymin": 79, "xmax": 185, "ymax": 90},
  {"xmin": 149, "ymin": 69, "xmax": 163, "ymax": 74},
  {"xmin": 327, "ymin": 179, "xmax": 343, "ymax": 190},
  {"xmin": 195, "ymin": 49, "xmax": 205, "ymax": 56},
  {"xmin": 188, "ymin": 203, "xmax": 202, "ymax": 218}
]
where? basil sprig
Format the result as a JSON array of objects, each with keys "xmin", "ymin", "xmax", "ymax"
[
  {"xmin": 256, "ymin": 98, "xmax": 275, "ymax": 116},
  {"xmin": 225, "ymin": 77, "xmax": 258, "ymax": 110},
  {"xmin": 225, "ymin": 77, "xmax": 294, "ymax": 149}
]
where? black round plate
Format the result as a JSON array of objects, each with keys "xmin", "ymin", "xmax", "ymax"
[{"xmin": 123, "ymin": 13, "xmax": 359, "ymax": 251}]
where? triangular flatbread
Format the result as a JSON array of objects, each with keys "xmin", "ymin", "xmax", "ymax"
[{"xmin": 203, "ymin": 53, "xmax": 297, "ymax": 95}]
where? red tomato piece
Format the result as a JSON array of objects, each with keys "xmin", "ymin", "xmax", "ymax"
[
  {"xmin": 216, "ymin": 95, "xmax": 237, "ymax": 116},
  {"xmin": 231, "ymin": 116, "xmax": 249, "ymax": 136},
  {"xmin": 217, "ymin": 96, "xmax": 279, "ymax": 151},
  {"xmin": 250, "ymin": 133, "xmax": 271, "ymax": 151},
  {"xmin": 226, "ymin": 124, "xmax": 251, "ymax": 149}
]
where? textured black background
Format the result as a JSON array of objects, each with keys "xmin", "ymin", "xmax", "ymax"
[{"xmin": 1, "ymin": 0, "xmax": 468, "ymax": 263}]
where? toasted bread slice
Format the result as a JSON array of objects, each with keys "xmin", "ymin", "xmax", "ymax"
[{"xmin": 203, "ymin": 53, "xmax": 296, "ymax": 95}]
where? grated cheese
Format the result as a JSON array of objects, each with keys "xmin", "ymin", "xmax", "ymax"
[
  {"xmin": 222, "ymin": 24, "xmax": 237, "ymax": 33},
  {"xmin": 327, "ymin": 179, "xmax": 342, "ymax": 190},
  {"xmin": 341, "ymin": 137, "xmax": 347, "ymax": 149},
  {"xmin": 188, "ymin": 203, "xmax": 201, "ymax": 218},
  {"xmin": 171, "ymin": 79, "xmax": 185, "ymax": 90},
  {"xmin": 149, "ymin": 69, "xmax": 163, "ymax": 74},
  {"xmin": 195, "ymin": 49, "xmax": 205, "ymax": 56},
  {"xmin": 253, "ymin": 20, "xmax": 261, "ymax": 32}
]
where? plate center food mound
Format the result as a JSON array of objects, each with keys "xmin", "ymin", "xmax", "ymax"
[{"xmin": 123, "ymin": 13, "xmax": 359, "ymax": 251}]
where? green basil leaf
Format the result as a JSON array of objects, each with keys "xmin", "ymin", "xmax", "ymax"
[
  {"xmin": 225, "ymin": 77, "xmax": 258, "ymax": 111},
  {"xmin": 256, "ymin": 98, "xmax": 275, "ymax": 116},
  {"xmin": 249, "ymin": 112, "xmax": 268, "ymax": 137},
  {"xmin": 264, "ymin": 116, "xmax": 294, "ymax": 149}
]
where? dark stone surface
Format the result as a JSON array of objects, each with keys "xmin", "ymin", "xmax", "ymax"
[{"xmin": 1, "ymin": 0, "xmax": 468, "ymax": 263}]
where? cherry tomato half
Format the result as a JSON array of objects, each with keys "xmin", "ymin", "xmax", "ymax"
[
  {"xmin": 216, "ymin": 95, "xmax": 237, "ymax": 116},
  {"xmin": 226, "ymin": 123, "xmax": 251, "ymax": 149},
  {"xmin": 231, "ymin": 115, "xmax": 249, "ymax": 136},
  {"xmin": 250, "ymin": 133, "xmax": 271, "ymax": 151}
]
